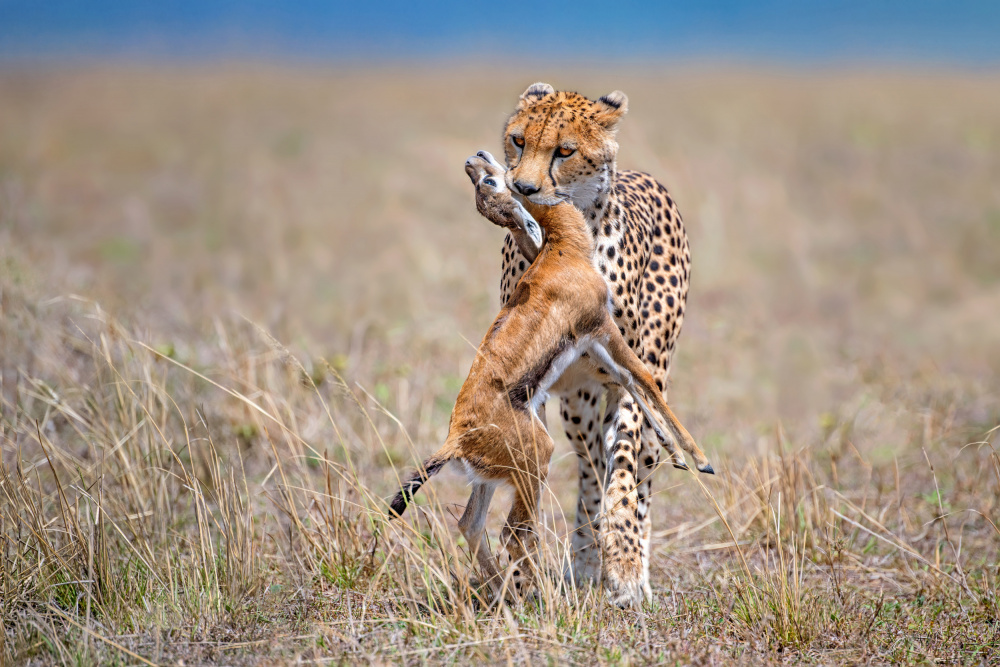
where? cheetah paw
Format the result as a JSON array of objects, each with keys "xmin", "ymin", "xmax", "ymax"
[{"xmin": 604, "ymin": 572, "xmax": 645, "ymax": 609}]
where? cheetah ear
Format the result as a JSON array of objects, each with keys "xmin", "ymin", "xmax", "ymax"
[
  {"xmin": 594, "ymin": 90, "xmax": 628, "ymax": 130},
  {"xmin": 517, "ymin": 82, "xmax": 555, "ymax": 109}
]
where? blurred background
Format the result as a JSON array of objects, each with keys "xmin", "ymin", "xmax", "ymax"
[
  {"xmin": 1, "ymin": 2, "xmax": 999, "ymax": 661},
  {"xmin": 4, "ymin": 1, "xmax": 1000, "ymax": 63},
  {"xmin": 2, "ymin": 1, "xmax": 997, "ymax": 441}
]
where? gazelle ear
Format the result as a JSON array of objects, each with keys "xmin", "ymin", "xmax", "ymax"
[
  {"xmin": 594, "ymin": 90, "xmax": 628, "ymax": 130},
  {"xmin": 517, "ymin": 82, "xmax": 555, "ymax": 109},
  {"xmin": 522, "ymin": 216, "xmax": 544, "ymax": 256},
  {"xmin": 511, "ymin": 200, "xmax": 544, "ymax": 260}
]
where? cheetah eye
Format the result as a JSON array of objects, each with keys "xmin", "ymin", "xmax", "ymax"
[
  {"xmin": 483, "ymin": 178, "xmax": 496, "ymax": 187},
  {"xmin": 511, "ymin": 135, "xmax": 525, "ymax": 148},
  {"xmin": 556, "ymin": 146, "xmax": 576, "ymax": 158}
]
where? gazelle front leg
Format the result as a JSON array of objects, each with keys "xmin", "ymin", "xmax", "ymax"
[{"xmin": 588, "ymin": 333, "xmax": 713, "ymax": 474}]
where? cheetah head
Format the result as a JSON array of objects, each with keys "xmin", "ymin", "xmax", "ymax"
[{"xmin": 503, "ymin": 82, "xmax": 627, "ymax": 209}]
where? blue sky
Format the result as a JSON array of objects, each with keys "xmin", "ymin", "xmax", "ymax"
[{"xmin": 2, "ymin": 1, "xmax": 999, "ymax": 65}]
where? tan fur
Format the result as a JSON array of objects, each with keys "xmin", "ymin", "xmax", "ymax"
[{"xmin": 388, "ymin": 153, "xmax": 711, "ymax": 605}]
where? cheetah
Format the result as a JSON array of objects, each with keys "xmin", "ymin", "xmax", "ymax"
[
  {"xmin": 388, "ymin": 152, "xmax": 710, "ymax": 604},
  {"xmin": 494, "ymin": 83, "xmax": 701, "ymax": 607}
]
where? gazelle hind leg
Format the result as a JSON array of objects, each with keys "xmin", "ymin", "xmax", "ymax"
[
  {"xmin": 457, "ymin": 483, "xmax": 501, "ymax": 594},
  {"xmin": 499, "ymin": 477, "xmax": 545, "ymax": 602},
  {"xmin": 495, "ymin": 419, "xmax": 553, "ymax": 603}
]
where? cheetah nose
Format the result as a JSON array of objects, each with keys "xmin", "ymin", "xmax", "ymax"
[{"xmin": 514, "ymin": 181, "xmax": 539, "ymax": 197}]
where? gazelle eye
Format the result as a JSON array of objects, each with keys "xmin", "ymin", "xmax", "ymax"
[
  {"xmin": 511, "ymin": 135, "xmax": 525, "ymax": 148},
  {"xmin": 483, "ymin": 178, "xmax": 496, "ymax": 187},
  {"xmin": 556, "ymin": 146, "xmax": 575, "ymax": 158}
]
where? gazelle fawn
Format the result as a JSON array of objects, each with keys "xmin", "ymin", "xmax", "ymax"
[{"xmin": 388, "ymin": 151, "xmax": 712, "ymax": 606}]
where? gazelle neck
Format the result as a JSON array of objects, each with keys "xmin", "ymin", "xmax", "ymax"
[{"xmin": 533, "ymin": 203, "xmax": 594, "ymax": 261}]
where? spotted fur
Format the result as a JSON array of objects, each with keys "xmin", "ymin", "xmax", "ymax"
[{"xmin": 497, "ymin": 83, "xmax": 696, "ymax": 607}]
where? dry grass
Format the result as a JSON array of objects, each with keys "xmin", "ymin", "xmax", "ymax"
[{"xmin": 1, "ymin": 66, "xmax": 999, "ymax": 665}]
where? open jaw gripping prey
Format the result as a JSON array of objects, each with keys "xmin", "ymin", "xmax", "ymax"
[{"xmin": 386, "ymin": 152, "xmax": 712, "ymax": 608}]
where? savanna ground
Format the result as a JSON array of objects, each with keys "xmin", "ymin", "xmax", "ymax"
[{"xmin": 1, "ymin": 66, "xmax": 999, "ymax": 665}]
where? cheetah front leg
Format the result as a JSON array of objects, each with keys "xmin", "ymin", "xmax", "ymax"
[
  {"xmin": 560, "ymin": 388, "xmax": 606, "ymax": 586},
  {"xmin": 599, "ymin": 387, "xmax": 649, "ymax": 607},
  {"xmin": 464, "ymin": 151, "xmax": 544, "ymax": 260},
  {"xmin": 587, "ymin": 328, "xmax": 713, "ymax": 608}
]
